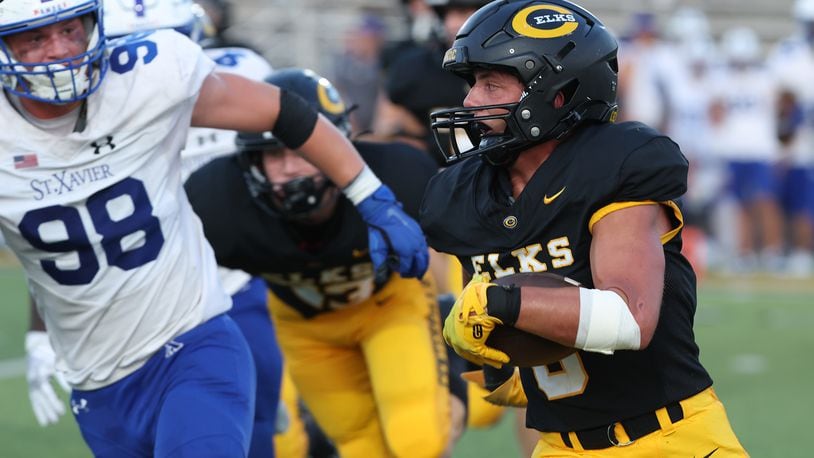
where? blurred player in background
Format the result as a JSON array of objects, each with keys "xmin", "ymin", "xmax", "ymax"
[
  {"xmin": 422, "ymin": 1, "xmax": 747, "ymax": 455},
  {"xmin": 709, "ymin": 26, "xmax": 785, "ymax": 275},
  {"xmin": 185, "ymin": 68, "xmax": 457, "ymax": 458},
  {"xmin": 378, "ymin": 0, "xmax": 490, "ymax": 165},
  {"xmin": 768, "ymin": 0, "xmax": 814, "ymax": 277},
  {"xmin": 194, "ymin": 0, "xmax": 256, "ymax": 50},
  {"xmin": 2, "ymin": 0, "xmax": 428, "ymax": 454}
]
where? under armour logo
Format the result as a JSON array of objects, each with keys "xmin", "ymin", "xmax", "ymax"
[
  {"xmin": 472, "ymin": 324, "xmax": 483, "ymax": 339},
  {"xmin": 91, "ymin": 136, "xmax": 115, "ymax": 155},
  {"xmin": 71, "ymin": 398, "xmax": 89, "ymax": 415},
  {"xmin": 164, "ymin": 340, "xmax": 184, "ymax": 358}
]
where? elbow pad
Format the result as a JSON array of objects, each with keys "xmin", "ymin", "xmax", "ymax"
[{"xmin": 575, "ymin": 288, "xmax": 641, "ymax": 354}]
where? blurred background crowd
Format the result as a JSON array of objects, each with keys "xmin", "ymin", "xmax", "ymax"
[{"xmin": 213, "ymin": 0, "xmax": 814, "ymax": 280}]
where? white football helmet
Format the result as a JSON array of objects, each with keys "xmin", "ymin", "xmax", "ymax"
[
  {"xmin": 795, "ymin": 0, "xmax": 814, "ymax": 21},
  {"xmin": 0, "ymin": 0, "xmax": 106, "ymax": 103},
  {"xmin": 720, "ymin": 27, "xmax": 762, "ymax": 64},
  {"xmin": 665, "ymin": 7, "xmax": 711, "ymax": 44},
  {"xmin": 105, "ymin": 0, "xmax": 214, "ymax": 43}
]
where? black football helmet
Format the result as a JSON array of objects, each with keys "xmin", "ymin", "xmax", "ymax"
[
  {"xmin": 236, "ymin": 68, "xmax": 352, "ymax": 220},
  {"xmin": 430, "ymin": 0, "xmax": 619, "ymax": 166}
]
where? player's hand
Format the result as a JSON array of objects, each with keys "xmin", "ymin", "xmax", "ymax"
[
  {"xmin": 442, "ymin": 274, "xmax": 510, "ymax": 368},
  {"xmin": 354, "ymin": 184, "xmax": 429, "ymax": 278},
  {"xmin": 275, "ymin": 402, "xmax": 290, "ymax": 434},
  {"xmin": 25, "ymin": 331, "xmax": 69, "ymax": 427}
]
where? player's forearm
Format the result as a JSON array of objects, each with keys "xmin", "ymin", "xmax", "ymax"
[
  {"xmin": 296, "ymin": 117, "xmax": 365, "ymax": 189},
  {"xmin": 193, "ymin": 73, "xmax": 368, "ymax": 188},
  {"xmin": 513, "ymin": 286, "xmax": 580, "ymax": 347}
]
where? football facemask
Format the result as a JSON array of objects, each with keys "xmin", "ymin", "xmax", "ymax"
[
  {"xmin": 431, "ymin": 102, "xmax": 527, "ymax": 166},
  {"xmin": 269, "ymin": 174, "xmax": 335, "ymax": 220},
  {"xmin": 0, "ymin": 0, "xmax": 107, "ymax": 103}
]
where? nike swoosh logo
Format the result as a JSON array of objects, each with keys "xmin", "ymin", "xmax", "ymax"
[
  {"xmin": 543, "ymin": 187, "xmax": 566, "ymax": 205},
  {"xmin": 703, "ymin": 448, "xmax": 719, "ymax": 457}
]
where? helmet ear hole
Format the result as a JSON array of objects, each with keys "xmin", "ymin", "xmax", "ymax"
[
  {"xmin": 607, "ymin": 57, "xmax": 619, "ymax": 74},
  {"xmin": 558, "ymin": 79, "xmax": 580, "ymax": 106}
]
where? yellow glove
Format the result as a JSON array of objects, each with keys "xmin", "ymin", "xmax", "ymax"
[
  {"xmin": 442, "ymin": 274, "xmax": 510, "ymax": 368},
  {"xmin": 483, "ymin": 367, "xmax": 528, "ymax": 407}
]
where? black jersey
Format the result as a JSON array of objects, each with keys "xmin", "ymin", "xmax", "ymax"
[
  {"xmin": 420, "ymin": 121, "xmax": 713, "ymax": 432},
  {"xmin": 385, "ymin": 44, "xmax": 469, "ymax": 165},
  {"xmin": 185, "ymin": 140, "xmax": 437, "ymax": 319}
]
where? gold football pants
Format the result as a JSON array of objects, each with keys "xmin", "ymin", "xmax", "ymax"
[
  {"xmin": 532, "ymin": 388, "xmax": 748, "ymax": 457},
  {"xmin": 273, "ymin": 365, "xmax": 309, "ymax": 458},
  {"xmin": 269, "ymin": 275, "xmax": 451, "ymax": 458}
]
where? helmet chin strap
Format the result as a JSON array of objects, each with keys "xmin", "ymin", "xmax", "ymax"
[{"xmin": 481, "ymin": 135, "xmax": 522, "ymax": 167}]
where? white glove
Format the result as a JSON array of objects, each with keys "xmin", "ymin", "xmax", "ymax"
[
  {"xmin": 274, "ymin": 402, "xmax": 290, "ymax": 434},
  {"xmin": 25, "ymin": 331, "xmax": 70, "ymax": 427}
]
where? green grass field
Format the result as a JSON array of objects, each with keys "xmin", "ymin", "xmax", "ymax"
[{"xmin": 1, "ymin": 261, "xmax": 812, "ymax": 457}]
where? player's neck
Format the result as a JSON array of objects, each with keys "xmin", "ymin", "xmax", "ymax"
[
  {"xmin": 507, "ymin": 140, "xmax": 558, "ymax": 198},
  {"xmin": 18, "ymin": 96, "xmax": 82, "ymax": 120}
]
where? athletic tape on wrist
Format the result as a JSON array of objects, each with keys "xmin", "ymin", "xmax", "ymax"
[{"xmin": 343, "ymin": 165, "xmax": 382, "ymax": 205}]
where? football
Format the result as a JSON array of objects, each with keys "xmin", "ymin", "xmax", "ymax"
[{"xmin": 486, "ymin": 272, "xmax": 579, "ymax": 367}]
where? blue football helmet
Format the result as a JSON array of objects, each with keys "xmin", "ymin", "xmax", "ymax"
[{"xmin": 0, "ymin": 0, "xmax": 107, "ymax": 103}]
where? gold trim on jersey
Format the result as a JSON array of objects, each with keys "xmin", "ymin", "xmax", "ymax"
[{"xmin": 588, "ymin": 200, "xmax": 684, "ymax": 245}]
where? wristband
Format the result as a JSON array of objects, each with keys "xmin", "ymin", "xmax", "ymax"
[
  {"xmin": 342, "ymin": 165, "xmax": 382, "ymax": 205},
  {"xmin": 485, "ymin": 284, "xmax": 521, "ymax": 326}
]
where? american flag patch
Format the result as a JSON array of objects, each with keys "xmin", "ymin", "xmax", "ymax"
[{"xmin": 14, "ymin": 154, "xmax": 38, "ymax": 169}]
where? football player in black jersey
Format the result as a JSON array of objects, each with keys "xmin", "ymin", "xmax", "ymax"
[
  {"xmin": 420, "ymin": 1, "xmax": 748, "ymax": 456},
  {"xmin": 185, "ymin": 68, "xmax": 458, "ymax": 457}
]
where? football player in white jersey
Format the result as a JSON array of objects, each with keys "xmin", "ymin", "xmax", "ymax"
[
  {"xmin": 768, "ymin": 0, "xmax": 814, "ymax": 276},
  {"xmin": 709, "ymin": 27, "xmax": 785, "ymax": 274},
  {"xmin": 0, "ymin": 0, "xmax": 428, "ymax": 456}
]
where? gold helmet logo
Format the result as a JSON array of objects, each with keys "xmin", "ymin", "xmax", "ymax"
[
  {"xmin": 511, "ymin": 4, "xmax": 579, "ymax": 39},
  {"xmin": 316, "ymin": 78, "xmax": 345, "ymax": 115}
]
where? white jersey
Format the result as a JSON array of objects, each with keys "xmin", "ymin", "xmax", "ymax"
[
  {"xmin": 0, "ymin": 30, "xmax": 229, "ymax": 390},
  {"xmin": 708, "ymin": 64, "xmax": 780, "ymax": 162},
  {"xmin": 181, "ymin": 47, "xmax": 273, "ymax": 295}
]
